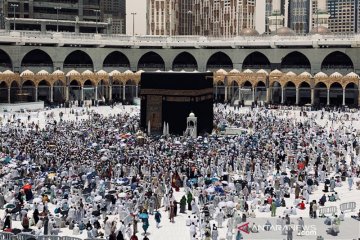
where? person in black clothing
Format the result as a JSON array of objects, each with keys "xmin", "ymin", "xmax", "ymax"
[
  {"xmin": 3, "ymin": 215, "xmax": 11, "ymax": 230},
  {"xmin": 33, "ymin": 209, "xmax": 39, "ymax": 224}
]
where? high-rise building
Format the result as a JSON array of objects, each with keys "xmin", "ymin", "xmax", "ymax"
[
  {"xmin": 178, "ymin": 0, "xmax": 193, "ymax": 35},
  {"xmin": 192, "ymin": 0, "xmax": 256, "ymax": 37},
  {"xmin": 146, "ymin": 0, "xmax": 177, "ymax": 35},
  {"xmin": 327, "ymin": 0, "xmax": 357, "ymax": 34},
  {"xmin": 101, "ymin": 0, "xmax": 126, "ymax": 34},
  {"xmin": 288, "ymin": 0, "xmax": 310, "ymax": 34},
  {"xmin": 0, "ymin": 0, "xmax": 124, "ymax": 33},
  {"xmin": 146, "ymin": 0, "xmax": 256, "ymax": 37}
]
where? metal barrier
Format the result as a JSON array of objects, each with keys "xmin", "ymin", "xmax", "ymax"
[
  {"xmin": 319, "ymin": 206, "xmax": 338, "ymax": 215},
  {"xmin": 0, "ymin": 232, "xmax": 16, "ymax": 240},
  {"xmin": 340, "ymin": 202, "xmax": 357, "ymax": 212},
  {"xmin": 0, "ymin": 234, "xmax": 81, "ymax": 240}
]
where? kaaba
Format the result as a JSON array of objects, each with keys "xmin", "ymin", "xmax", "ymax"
[{"xmin": 140, "ymin": 72, "xmax": 213, "ymax": 135}]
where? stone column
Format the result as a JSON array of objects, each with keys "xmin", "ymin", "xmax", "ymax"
[
  {"xmin": 252, "ymin": 88, "xmax": 255, "ymax": 102},
  {"xmin": 266, "ymin": 87, "xmax": 270, "ymax": 103},
  {"xmin": 50, "ymin": 85, "xmax": 54, "ymax": 102},
  {"xmin": 66, "ymin": 86, "xmax": 69, "ymax": 102},
  {"xmin": 327, "ymin": 88, "xmax": 330, "ymax": 105},
  {"xmin": 224, "ymin": 86, "xmax": 228, "ymax": 102},
  {"xmin": 122, "ymin": 83, "xmax": 126, "ymax": 101},
  {"xmin": 95, "ymin": 86, "xmax": 98, "ymax": 101},
  {"xmin": 281, "ymin": 87, "xmax": 284, "ymax": 104},
  {"xmin": 109, "ymin": 85, "xmax": 112, "ymax": 101},
  {"xmin": 215, "ymin": 85, "xmax": 218, "ymax": 100},
  {"xmin": 238, "ymin": 86, "xmax": 241, "ymax": 100},
  {"xmin": 295, "ymin": 87, "xmax": 299, "ymax": 105},
  {"xmin": 342, "ymin": 88, "xmax": 345, "ymax": 106},
  {"xmin": 35, "ymin": 87, "xmax": 38, "ymax": 102},
  {"xmin": 81, "ymin": 86, "xmax": 84, "ymax": 101},
  {"xmin": 135, "ymin": 84, "xmax": 139, "ymax": 98},
  {"xmin": 8, "ymin": 87, "xmax": 11, "ymax": 103},
  {"xmin": 311, "ymin": 88, "xmax": 314, "ymax": 105}
]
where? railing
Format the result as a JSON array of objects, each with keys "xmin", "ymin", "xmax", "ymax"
[{"xmin": 0, "ymin": 30, "xmax": 359, "ymax": 48}]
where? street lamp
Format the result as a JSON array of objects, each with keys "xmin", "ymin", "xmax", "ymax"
[
  {"xmin": 54, "ymin": 7, "xmax": 62, "ymax": 32},
  {"xmin": 10, "ymin": 4, "xmax": 18, "ymax": 31},
  {"xmin": 187, "ymin": 10, "xmax": 192, "ymax": 35},
  {"xmin": 131, "ymin": 12, "xmax": 137, "ymax": 36},
  {"xmin": 93, "ymin": 9, "xmax": 100, "ymax": 34}
]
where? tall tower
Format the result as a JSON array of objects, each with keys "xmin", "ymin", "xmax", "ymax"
[
  {"xmin": 268, "ymin": 0, "xmax": 285, "ymax": 32},
  {"xmin": 313, "ymin": 0, "xmax": 330, "ymax": 29}
]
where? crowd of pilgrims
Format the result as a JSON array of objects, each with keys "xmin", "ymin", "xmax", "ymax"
[{"xmin": 0, "ymin": 104, "xmax": 359, "ymax": 240}]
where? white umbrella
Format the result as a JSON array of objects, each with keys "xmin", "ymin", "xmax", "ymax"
[
  {"xmin": 206, "ymin": 186, "xmax": 215, "ymax": 193},
  {"xmin": 218, "ymin": 201, "xmax": 226, "ymax": 208},
  {"xmin": 101, "ymin": 156, "xmax": 108, "ymax": 161},
  {"xmin": 221, "ymin": 181, "xmax": 228, "ymax": 185},
  {"xmin": 94, "ymin": 196, "xmax": 102, "ymax": 202},
  {"xmin": 33, "ymin": 197, "xmax": 42, "ymax": 204},
  {"xmin": 92, "ymin": 143, "xmax": 98, "ymax": 147},
  {"xmin": 118, "ymin": 192, "xmax": 127, "ymax": 198},
  {"xmin": 226, "ymin": 201, "xmax": 235, "ymax": 208}
]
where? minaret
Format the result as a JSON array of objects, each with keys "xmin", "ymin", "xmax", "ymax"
[
  {"xmin": 268, "ymin": 0, "xmax": 285, "ymax": 32},
  {"xmin": 314, "ymin": 0, "xmax": 330, "ymax": 29}
]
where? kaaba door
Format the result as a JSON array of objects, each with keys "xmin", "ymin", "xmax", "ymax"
[{"xmin": 146, "ymin": 95, "xmax": 163, "ymax": 133}]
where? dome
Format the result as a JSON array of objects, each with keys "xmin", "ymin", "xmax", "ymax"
[
  {"xmin": 96, "ymin": 70, "xmax": 108, "ymax": 75},
  {"xmin": 66, "ymin": 70, "xmax": 80, "ymax": 76},
  {"xmin": 123, "ymin": 70, "xmax": 133, "ymax": 74},
  {"xmin": 330, "ymin": 72, "xmax": 343, "ymax": 78},
  {"xmin": 82, "ymin": 70, "xmax": 93, "ymax": 75},
  {"xmin": 52, "ymin": 70, "xmax": 64, "ymax": 75},
  {"xmin": 189, "ymin": 112, "xmax": 195, "ymax": 117},
  {"xmin": 180, "ymin": 70, "xmax": 186, "ymax": 72},
  {"xmin": 286, "ymin": 71, "xmax": 296, "ymax": 76},
  {"xmin": 274, "ymin": 27, "xmax": 296, "ymax": 36},
  {"xmin": 346, "ymin": 72, "xmax": 359, "ymax": 78},
  {"xmin": 229, "ymin": 69, "xmax": 240, "ymax": 74},
  {"xmin": 270, "ymin": 69, "xmax": 282, "ymax": 75},
  {"xmin": 109, "ymin": 70, "xmax": 121, "ymax": 76},
  {"xmin": 239, "ymin": 28, "xmax": 260, "ymax": 36},
  {"xmin": 20, "ymin": 70, "xmax": 34, "ymax": 76},
  {"xmin": 37, "ymin": 70, "xmax": 49, "ymax": 75},
  {"xmin": 155, "ymin": 70, "xmax": 162, "ymax": 72},
  {"xmin": 136, "ymin": 70, "xmax": 145, "ymax": 75},
  {"xmin": 299, "ymin": 71, "xmax": 312, "ymax": 77},
  {"xmin": 3, "ymin": 70, "xmax": 14, "ymax": 74},
  {"xmin": 243, "ymin": 69, "xmax": 253, "ymax": 74},
  {"xmin": 168, "ymin": 70, "xmax": 174, "ymax": 72},
  {"xmin": 257, "ymin": 69, "xmax": 268, "ymax": 75},
  {"xmin": 310, "ymin": 26, "xmax": 331, "ymax": 35},
  {"xmin": 216, "ymin": 69, "xmax": 227, "ymax": 75},
  {"xmin": 314, "ymin": 72, "xmax": 328, "ymax": 78}
]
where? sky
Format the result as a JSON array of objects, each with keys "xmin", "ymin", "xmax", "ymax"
[
  {"xmin": 126, "ymin": 0, "xmax": 147, "ymax": 35},
  {"xmin": 126, "ymin": 0, "xmax": 266, "ymax": 36}
]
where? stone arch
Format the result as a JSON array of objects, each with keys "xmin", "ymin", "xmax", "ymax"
[
  {"xmin": 298, "ymin": 81, "xmax": 311, "ymax": 105},
  {"xmin": 0, "ymin": 81, "xmax": 8, "ymax": 103},
  {"xmin": 255, "ymin": 81, "xmax": 266, "ymax": 102},
  {"xmin": 284, "ymin": 81, "xmax": 296, "ymax": 105},
  {"xmin": 53, "ymin": 79, "xmax": 65, "ymax": 103},
  {"xmin": 314, "ymin": 82, "xmax": 328, "ymax": 106},
  {"xmin": 21, "ymin": 49, "xmax": 53, "ymax": 71},
  {"xmin": 321, "ymin": 51, "xmax": 354, "ymax": 73},
  {"xmin": 37, "ymin": 79, "xmax": 51, "ymax": 102},
  {"xmin": 329, "ymin": 82, "xmax": 343, "ymax": 106},
  {"xmin": 21, "ymin": 80, "xmax": 36, "ymax": 102},
  {"xmin": 10, "ymin": 81, "xmax": 20, "ymax": 103},
  {"xmin": 281, "ymin": 51, "xmax": 311, "ymax": 72},
  {"xmin": 64, "ymin": 50, "xmax": 94, "ymax": 70},
  {"xmin": 103, "ymin": 51, "xmax": 130, "ymax": 68},
  {"xmin": 0, "ymin": 49, "xmax": 13, "ymax": 70},
  {"xmin": 271, "ymin": 81, "xmax": 282, "ymax": 104},
  {"xmin": 345, "ymin": 82, "xmax": 359, "ymax": 107},
  {"xmin": 206, "ymin": 52, "xmax": 233, "ymax": 71},
  {"xmin": 172, "ymin": 52, "xmax": 198, "ymax": 71},
  {"xmin": 242, "ymin": 52, "xmax": 270, "ymax": 70},
  {"xmin": 138, "ymin": 51, "xmax": 165, "ymax": 71},
  {"xmin": 69, "ymin": 79, "xmax": 81, "ymax": 101}
]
